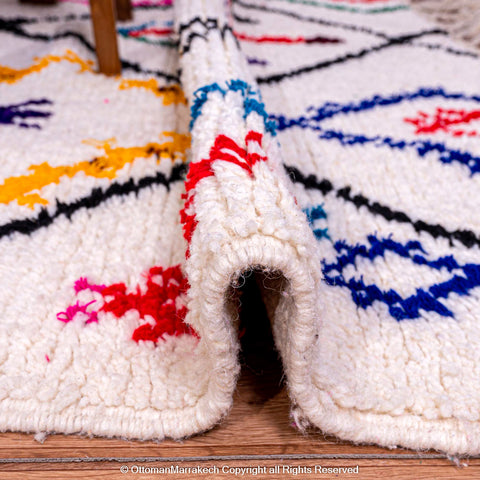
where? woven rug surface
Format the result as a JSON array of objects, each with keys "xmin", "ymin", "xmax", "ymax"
[{"xmin": 1, "ymin": 0, "xmax": 480, "ymax": 455}]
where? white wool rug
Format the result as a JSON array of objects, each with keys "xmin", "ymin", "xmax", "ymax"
[{"xmin": 1, "ymin": 0, "xmax": 480, "ymax": 455}]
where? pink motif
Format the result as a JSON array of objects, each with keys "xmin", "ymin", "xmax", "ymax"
[
  {"xmin": 56, "ymin": 300, "xmax": 99, "ymax": 324},
  {"xmin": 57, "ymin": 265, "xmax": 196, "ymax": 344}
]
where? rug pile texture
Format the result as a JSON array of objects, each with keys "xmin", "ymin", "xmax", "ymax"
[{"xmin": 1, "ymin": 0, "xmax": 480, "ymax": 455}]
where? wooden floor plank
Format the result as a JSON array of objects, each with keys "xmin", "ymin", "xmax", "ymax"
[{"xmin": 0, "ymin": 459, "xmax": 477, "ymax": 479}]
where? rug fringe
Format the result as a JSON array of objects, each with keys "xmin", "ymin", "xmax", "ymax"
[{"xmin": 410, "ymin": 0, "xmax": 480, "ymax": 49}]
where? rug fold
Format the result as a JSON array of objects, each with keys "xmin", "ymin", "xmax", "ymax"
[{"xmin": 174, "ymin": 0, "xmax": 323, "ymax": 438}]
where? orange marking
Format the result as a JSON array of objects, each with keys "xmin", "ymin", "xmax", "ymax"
[
  {"xmin": 0, "ymin": 51, "xmax": 187, "ymax": 104},
  {"xmin": 0, "ymin": 132, "xmax": 190, "ymax": 209},
  {"xmin": 0, "ymin": 50, "xmax": 93, "ymax": 84},
  {"xmin": 118, "ymin": 79, "xmax": 187, "ymax": 105}
]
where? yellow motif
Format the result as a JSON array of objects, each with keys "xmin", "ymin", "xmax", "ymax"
[
  {"xmin": 0, "ymin": 50, "xmax": 93, "ymax": 84},
  {"xmin": 0, "ymin": 51, "xmax": 187, "ymax": 105},
  {"xmin": 118, "ymin": 79, "xmax": 188, "ymax": 105},
  {"xmin": 0, "ymin": 132, "xmax": 190, "ymax": 209}
]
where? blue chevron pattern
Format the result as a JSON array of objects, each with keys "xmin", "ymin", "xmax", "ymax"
[
  {"xmin": 272, "ymin": 87, "xmax": 480, "ymax": 174},
  {"xmin": 322, "ymin": 234, "xmax": 480, "ymax": 321}
]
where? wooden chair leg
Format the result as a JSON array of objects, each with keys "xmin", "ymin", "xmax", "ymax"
[
  {"xmin": 90, "ymin": 0, "xmax": 121, "ymax": 76},
  {"xmin": 115, "ymin": 0, "xmax": 133, "ymax": 21}
]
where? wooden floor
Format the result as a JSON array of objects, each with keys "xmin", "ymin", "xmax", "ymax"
[{"xmin": 0, "ymin": 280, "xmax": 478, "ymax": 479}]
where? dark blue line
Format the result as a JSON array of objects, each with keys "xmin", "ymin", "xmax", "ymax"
[
  {"xmin": 0, "ymin": 99, "xmax": 52, "ymax": 129},
  {"xmin": 314, "ymin": 128, "xmax": 480, "ymax": 175},
  {"xmin": 247, "ymin": 57, "xmax": 268, "ymax": 66},
  {"xmin": 271, "ymin": 87, "xmax": 480, "ymax": 175},
  {"xmin": 317, "ymin": 128, "xmax": 480, "ymax": 175},
  {"xmin": 324, "ymin": 235, "xmax": 459, "ymax": 275},
  {"xmin": 272, "ymin": 87, "xmax": 480, "ymax": 131},
  {"xmin": 322, "ymin": 235, "xmax": 480, "ymax": 321}
]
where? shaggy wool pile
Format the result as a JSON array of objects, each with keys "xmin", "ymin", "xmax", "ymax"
[{"xmin": 1, "ymin": 0, "xmax": 480, "ymax": 455}]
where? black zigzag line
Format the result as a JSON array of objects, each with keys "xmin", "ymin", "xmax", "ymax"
[
  {"xmin": 414, "ymin": 42, "xmax": 479, "ymax": 59},
  {"xmin": 0, "ymin": 17, "xmax": 96, "ymax": 51},
  {"xmin": 285, "ymin": 165, "xmax": 480, "ymax": 249},
  {"xmin": 232, "ymin": 12, "xmax": 259, "ymax": 24},
  {"xmin": 233, "ymin": 0, "xmax": 390, "ymax": 39},
  {"xmin": 3, "ymin": 1, "xmax": 172, "ymax": 24},
  {"xmin": 234, "ymin": 2, "xmax": 477, "ymax": 67},
  {"xmin": 257, "ymin": 29, "xmax": 446, "ymax": 84},
  {"xmin": 120, "ymin": 58, "xmax": 179, "ymax": 82},
  {"xmin": 178, "ymin": 15, "xmax": 218, "ymax": 33},
  {"xmin": 177, "ymin": 16, "xmax": 239, "ymax": 54},
  {"xmin": 5, "ymin": 0, "xmax": 171, "ymax": 24},
  {"xmin": 3, "ymin": 13, "xmax": 91, "ymax": 25},
  {"xmin": 0, "ymin": 163, "xmax": 187, "ymax": 240},
  {"xmin": 0, "ymin": 17, "xmax": 179, "ymax": 82}
]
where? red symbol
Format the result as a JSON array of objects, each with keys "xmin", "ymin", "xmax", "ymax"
[
  {"xmin": 405, "ymin": 107, "xmax": 480, "ymax": 137},
  {"xmin": 57, "ymin": 265, "xmax": 197, "ymax": 344}
]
